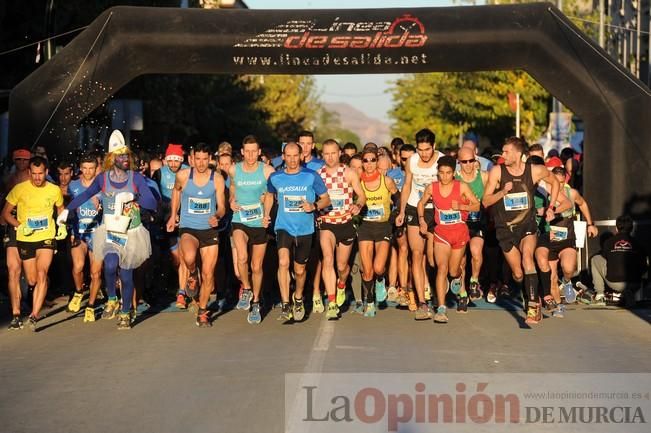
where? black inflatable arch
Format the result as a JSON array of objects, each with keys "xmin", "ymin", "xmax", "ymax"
[{"xmin": 8, "ymin": 2, "xmax": 651, "ymax": 220}]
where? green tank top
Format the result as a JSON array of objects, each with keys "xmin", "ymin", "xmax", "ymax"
[
  {"xmin": 455, "ymin": 170, "xmax": 484, "ymax": 200},
  {"xmin": 560, "ymin": 183, "xmax": 575, "ymax": 219}
]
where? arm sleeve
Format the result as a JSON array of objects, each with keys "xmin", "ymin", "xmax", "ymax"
[
  {"xmin": 66, "ymin": 176, "xmax": 103, "ymax": 210},
  {"xmin": 133, "ymin": 173, "xmax": 158, "ymax": 211}
]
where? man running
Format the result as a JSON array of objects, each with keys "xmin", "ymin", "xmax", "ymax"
[
  {"xmin": 418, "ymin": 155, "xmax": 480, "ymax": 323},
  {"xmin": 2, "ymin": 156, "xmax": 65, "ymax": 331},
  {"xmin": 455, "ymin": 146, "xmax": 488, "ymax": 300},
  {"xmin": 66, "ymin": 153, "xmax": 103, "ymax": 322},
  {"xmin": 267, "ymin": 142, "xmax": 330, "ymax": 322},
  {"xmin": 482, "ymin": 137, "xmax": 560, "ymax": 325},
  {"xmin": 395, "ymin": 128, "xmax": 443, "ymax": 318},
  {"xmin": 166, "ymin": 142, "xmax": 226, "ymax": 328},
  {"xmin": 230, "ymin": 135, "xmax": 274, "ymax": 324},
  {"xmin": 316, "ymin": 139, "xmax": 365, "ymax": 320}
]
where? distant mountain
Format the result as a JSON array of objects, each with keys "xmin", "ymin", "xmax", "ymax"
[{"xmin": 323, "ymin": 102, "xmax": 391, "ymax": 147}]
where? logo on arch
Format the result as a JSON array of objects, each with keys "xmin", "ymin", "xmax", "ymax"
[{"xmin": 234, "ymin": 14, "xmax": 428, "ymax": 50}]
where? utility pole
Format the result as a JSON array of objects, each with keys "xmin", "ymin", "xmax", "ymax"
[{"xmin": 599, "ymin": 0, "xmax": 605, "ymax": 48}]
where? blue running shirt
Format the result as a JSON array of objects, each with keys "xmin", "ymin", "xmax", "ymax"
[{"xmin": 268, "ymin": 167, "xmax": 327, "ymax": 237}]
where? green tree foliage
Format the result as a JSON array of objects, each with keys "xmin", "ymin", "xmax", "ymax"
[{"xmin": 389, "ymin": 71, "xmax": 549, "ymax": 149}]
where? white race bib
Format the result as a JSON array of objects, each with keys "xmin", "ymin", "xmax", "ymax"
[
  {"xmin": 504, "ymin": 192, "xmax": 529, "ymax": 211},
  {"xmin": 26, "ymin": 215, "xmax": 49, "ymax": 231},
  {"xmin": 329, "ymin": 189, "xmax": 346, "ymax": 211},
  {"xmin": 550, "ymin": 225, "xmax": 569, "ymax": 242},
  {"xmin": 239, "ymin": 203, "xmax": 263, "ymax": 222},
  {"xmin": 438, "ymin": 209, "xmax": 462, "ymax": 225},
  {"xmin": 188, "ymin": 197, "xmax": 211, "ymax": 215},
  {"xmin": 364, "ymin": 204, "xmax": 385, "ymax": 221},
  {"xmin": 284, "ymin": 195, "xmax": 305, "ymax": 213}
]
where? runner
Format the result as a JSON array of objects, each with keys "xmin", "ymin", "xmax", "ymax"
[
  {"xmin": 357, "ymin": 149, "xmax": 399, "ymax": 317},
  {"xmin": 482, "ymin": 137, "xmax": 560, "ymax": 325},
  {"xmin": 2, "ymin": 156, "xmax": 65, "ymax": 331},
  {"xmin": 166, "ymin": 142, "xmax": 226, "ymax": 328},
  {"xmin": 63, "ymin": 130, "xmax": 158, "ymax": 330},
  {"xmin": 66, "ymin": 153, "xmax": 103, "ymax": 322},
  {"xmin": 229, "ymin": 135, "xmax": 274, "ymax": 324},
  {"xmin": 395, "ymin": 128, "xmax": 443, "ymax": 318},
  {"xmin": 267, "ymin": 142, "xmax": 330, "ymax": 322},
  {"xmin": 418, "ymin": 155, "xmax": 480, "ymax": 323},
  {"xmin": 455, "ymin": 146, "xmax": 488, "ymax": 300},
  {"xmin": 316, "ymin": 139, "xmax": 365, "ymax": 320}
]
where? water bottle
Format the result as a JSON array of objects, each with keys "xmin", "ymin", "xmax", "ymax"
[{"xmin": 563, "ymin": 280, "xmax": 576, "ymax": 303}]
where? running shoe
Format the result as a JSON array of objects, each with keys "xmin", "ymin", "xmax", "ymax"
[
  {"xmin": 562, "ymin": 280, "xmax": 577, "ymax": 303},
  {"xmin": 67, "ymin": 292, "xmax": 83, "ymax": 313},
  {"xmin": 102, "ymin": 299, "xmax": 120, "ymax": 320},
  {"xmin": 363, "ymin": 302, "xmax": 377, "ymax": 317},
  {"xmin": 129, "ymin": 308, "xmax": 137, "ymax": 325},
  {"xmin": 468, "ymin": 280, "xmax": 483, "ymax": 301},
  {"xmin": 375, "ymin": 278, "xmax": 387, "ymax": 303},
  {"xmin": 8, "ymin": 316, "xmax": 23, "ymax": 330},
  {"xmin": 175, "ymin": 293, "xmax": 187, "ymax": 309},
  {"xmin": 525, "ymin": 304, "xmax": 541, "ymax": 324},
  {"xmin": 27, "ymin": 315, "xmax": 38, "ymax": 332},
  {"xmin": 185, "ymin": 268, "xmax": 200, "ymax": 299},
  {"xmin": 396, "ymin": 289, "xmax": 408, "ymax": 307},
  {"xmin": 95, "ymin": 288, "xmax": 105, "ymax": 301},
  {"xmin": 497, "ymin": 283, "xmax": 510, "ymax": 297},
  {"xmin": 351, "ymin": 301, "xmax": 364, "ymax": 315},
  {"xmin": 196, "ymin": 309, "xmax": 212, "ymax": 328},
  {"xmin": 335, "ymin": 287, "xmax": 346, "ymax": 307},
  {"xmin": 552, "ymin": 304, "xmax": 566, "ymax": 318},
  {"xmin": 277, "ymin": 303, "xmax": 293, "ymax": 321},
  {"xmin": 83, "ymin": 307, "xmax": 96, "ymax": 323},
  {"xmin": 247, "ymin": 302, "xmax": 262, "ymax": 324},
  {"xmin": 424, "ymin": 285, "xmax": 432, "ymax": 302},
  {"xmin": 414, "ymin": 303, "xmax": 433, "ymax": 320},
  {"xmin": 237, "ymin": 289, "xmax": 253, "ymax": 311},
  {"xmin": 592, "ymin": 294, "xmax": 606, "ymax": 306},
  {"xmin": 407, "ymin": 291, "xmax": 418, "ymax": 312},
  {"xmin": 457, "ymin": 296, "xmax": 469, "ymax": 313},
  {"xmin": 386, "ymin": 286, "xmax": 398, "ymax": 306},
  {"xmin": 486, "ymin": 285, "xmax": 497, "ymax": 303},
  {"xmin": 543, "ymin": 295, "xmax": 558, "ymax": 311},
  {"xmin": 116, "ymin": 313, "xmax": 131, "ymax": 330},
  {"xmin": 313, "ymin": 296, "xmax": 325, "ymax": 314},
  {"xmin": 326, "ymin": 302, "xmax": 340, "ymax": 320},
  {"xmin": 433, "ymin": 306, "xmax": 449, "ymax": 323},
  {"xmin": 188, "ymin": 298, "xmax": 200, "ymax": 315},
  {"xmin": 449, "ymin": 277, "xmax": 463, "ymax": 295},
  {"xmin": 292, "ymin": 294, "xmax": 305, "ymax": 321}
]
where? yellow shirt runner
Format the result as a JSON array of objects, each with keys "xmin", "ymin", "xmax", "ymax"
[{"xmin": 6, "ymin": 180, "xmax": 64, "ymax": 242}]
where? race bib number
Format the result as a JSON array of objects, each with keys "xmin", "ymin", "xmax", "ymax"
[
  {"xmin": 468, "ymin": 211, "xmax": 481, "ymax": 222},
  {"xmin": 78, "ymin": 218, "xmax": 97, "ymax": 234},
  {"xmin": 188, "ymin": 197, "xmax": 211, "ymax": 215},
  {"xmin": 329, "ymin": 189, "xmax": 346, "ymax": 211},
  {"xmin": 439, "ymin": 209, "xmax": 462, "ymax": 225},
  {"xmin": 284, "ymin": 195, "xmax": 306, "ymax": 213},
  {"xmin": 550, "ymin": 225, "xmax": 569, "ymax": 242},
  {"xmin": 26, "ymin": 215, "xmax": 49, "ymax": 231},
  {"xmin": 106, "ymin": 231, "xmax": 128, "ymax": 248},
  {"xmin": 504, "ymin": 192, "xmax": 529, "ymax": 211},
  {"xmin": 364, "ymin": 205, "xmax": 385, "ymax": 221},
  {"xmin": 239, "ymin": 203, "xmax": 263, "ymax": 222}
]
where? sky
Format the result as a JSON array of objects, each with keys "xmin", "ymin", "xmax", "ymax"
[{"xmin": 244, "ymin": 0, "xmax": 466, "ymax": 123}]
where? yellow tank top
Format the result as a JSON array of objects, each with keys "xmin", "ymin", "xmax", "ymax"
[{"xmin": 361, "ymin": 175, "xmax": 392, "ymax": 223}]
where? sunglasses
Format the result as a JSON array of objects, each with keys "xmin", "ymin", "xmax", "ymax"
[
  {"xmin": 459, "ymin": 159, "xmax": 476, "ymax": 164},
  {"xmin": 363, "ymin": 158, "xmax": 377, "ymax": 163}
]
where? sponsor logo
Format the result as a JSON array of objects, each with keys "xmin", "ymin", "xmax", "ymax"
[
  {"xmin": 235, "ymin": 14, "xmax": 427, "ymax": 50},
  {"xmin": 279, "ymin": 185, "xmax": 308, "ymax": 193}
]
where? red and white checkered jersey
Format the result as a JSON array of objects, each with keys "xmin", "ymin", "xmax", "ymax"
[{"xmin": 318, "ymin": 165, "xmax": 354, "ymax": 224}]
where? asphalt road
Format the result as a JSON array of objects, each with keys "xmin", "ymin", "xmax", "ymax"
[{"xmin": 1, "ymin": 302, "xmax": 650, "ymax": 433}]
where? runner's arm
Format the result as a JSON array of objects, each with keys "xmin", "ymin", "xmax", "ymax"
[
  {"xmin": 572, "ymin": 189, "xmax": 598, "ymax": 237},
  {"xmin": 1, "ymin": 201, "xmax": 18, "ymax": 228},
  {"xmin": 168, "ymin": 169, "xmax": 187, "ymax": 224},
  {"xmin": 133, "ymin": 173, "xmax": 158, "ymax": 211},
  {"xmin": 346, "ymin": 167, "xmax": 366, "ymax": 209},
  {"xmin": 460, "ymin": 183, "xmax": 480, "ymax": 212},
  {"xmin": 399, "ymin": 158, "xmax": 413, "ymax": 216},
  {"xmin": 481, "ymin": 165, "xmax": 504, "ymax": 207},
  {"xmin": 228, "ymin": 165, "xmax": 239, "ymax": 211},
  {"xmin": 416, "ymin": 184, "xmax": 432, "ymax": 220},
  {"xmin": 214, "ymin": 171, "xmax": 226, "ymax": 219},
  {"xmin": 66, "ymin": 176, "xmax": 102, "ymax": 211}
]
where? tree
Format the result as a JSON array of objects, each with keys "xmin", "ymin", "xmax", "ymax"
[{"xmin": 313, "ymin": 107, "xmax": 360, "ymax": 147}]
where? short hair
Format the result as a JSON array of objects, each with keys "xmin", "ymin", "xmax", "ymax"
[
  {"xmin": 349, "ymin": 153, "xmax": 362, "ymax": 163},
  {"xmin": 340, "ymin": 154, "xmax": 351, "ymax": 165},
  {"xmin": 529, "ymin": 143, "xmax": 544, "ymax": 153},
  {"xmin": 400, "ymin": 144, "xmax": 416, "ymax": 153},
  {"xmin": 437, "ymin": 155, "xmax": 456, "ymax": 170},
  {"xmin": 560, "ymin": 147, "xmax": 575, "ymax": 162},
  {"xmin": 194, "ymin": 142, "xmax": 212, "ymax": 155},
  {"xmin": 616, "ymin": 215, "xmax": 634, "ymax": 234},
  {"xmin": 283, "ymin": 141, "xmax": 302, "ymax": 155},
  {"xmin": 503, "ymin": 136, "xmax": 528, "ymax": 154},
  {"xmin": 390, "ymin": 137, "xmax": 405, "ymax": 148},
  {"xmin": 242, "ymin": 135, "xmax": 259, "ymax": 147},
  {"xmin": 363, "ymin": 142, "xmax": 378, "ymax": 150},
  {"xmin": 297, "ymin": 130, "xmax": 314, "ymax": 141},
  {"xmin": 57, "ymin": 159, "xmax": 74, "ymax": 171},
  {"xmin": 29, "ymin": 156, "xmax": 48, "ymax": 169},
  {"xmin": 343, "ymin": 142, "xmax": 358, "ymax": 152},
  {"xmin": 217, "ymin": 141, "xmax": 232, "ymax": 155},
  {"xmin": 80, "ymin": 153, "xmax": 98, "ymax": 165},
  {"xmin": 361, "ymin": 148, "xmax": 378, "ymax": 159},
  {"xmin": 322, "ymin": 138, "xmax": 340, "ymax": 149},
  {"xmin": 415, "ymin": 128, "xmax": 436, "ymax": 145},
  {"xmin": 551, "ymin": 166, "xmax": 567, "ymax": 176},
  {"xmin": 528, "ymin": 155, "xmax": 545, "ymax": 166}
]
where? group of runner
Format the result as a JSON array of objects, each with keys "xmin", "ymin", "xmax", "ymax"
[{"xmin": 1, "ymin": 127, "xmax": 599, "ymax": 330}]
